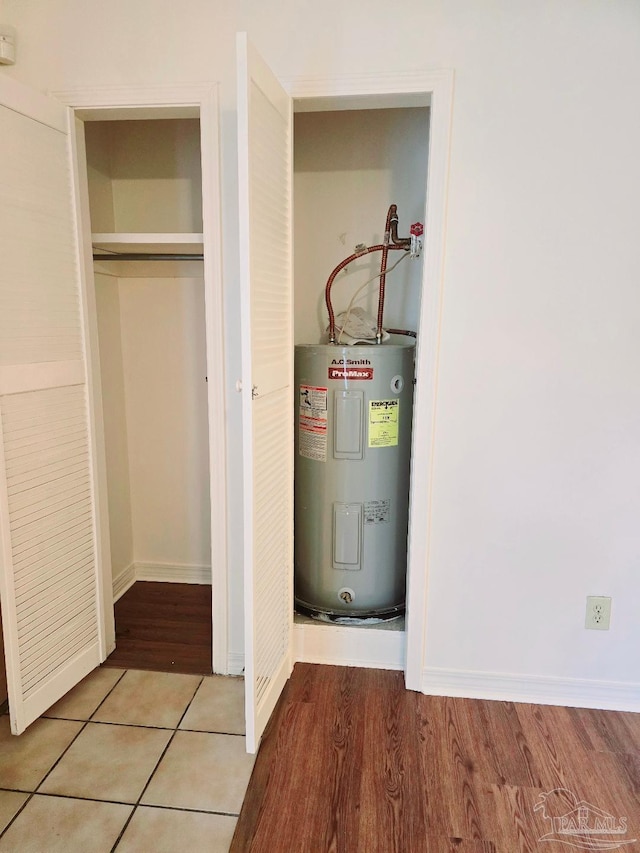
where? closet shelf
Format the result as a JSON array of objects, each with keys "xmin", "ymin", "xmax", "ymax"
[
  {"xmin": 92, "ymin": 233, "xmax": 204, "ymax": 278},
  {"xmin": 92, "ymin": 233, "xmax": 204, "ymax": 256}
]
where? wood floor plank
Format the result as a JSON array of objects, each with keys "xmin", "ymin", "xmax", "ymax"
[
  {"xmin": 357, "ymin": 670, "xmax": 427, "ymax": 852},
  {"xmin": 232, "ymin": 665, "xmax": 640, "ymax": 852},
  {"xmin": 418, "ymin": 695, "xmax": 486, "ymax": 841},
  {"xmin": 485, "ymin": 784, "xmax": 544, "ymax": 853},
  {"xmin": 514, "ymin": 703, "xmax": 576, "ymax": 793},
  {"xmin": 422, "ymin": 841, "xmax": 497, "ymax": 852},
  {"xmin": 568, "ymin": 705, "xmax": 640, "ymax": 755},
  {"xmin": 250, "ymin": 700, "xmax": 324, "ymax": 851},
  {"xmin": 509, "ymin": 703, "xmax": 640, "ymax": 848},
  {"xmin": 309, "ymin": 666, "xmax": 367, "ymax": 852},
  {"xmin": 240, "ymin": 665, "xmax": 368, "ymax": 853},
  {"xmin": 477, "ymin": 700, "xmax": 542, "ymax": 789},
  {"xmin": 103, "ymin": 581, "xmax": 212, "ymax": 674},
  {"xmin": 581, "ymin": 750, "xmax": 640, "ymax": 839},
  {"xmin": 230, "ymin": 673, "xmax": 294, "ymax": 852}
]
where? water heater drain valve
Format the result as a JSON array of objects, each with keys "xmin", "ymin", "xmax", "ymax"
[{"xmin": 338, "ymin": 587, "xmax": 355, "ymax": 605}]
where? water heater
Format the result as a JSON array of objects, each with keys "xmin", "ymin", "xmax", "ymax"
[{"xmin": 294, "ymin": 339, "xmax": 414, "ymax": 620}]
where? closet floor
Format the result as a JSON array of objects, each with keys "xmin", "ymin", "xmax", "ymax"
[{"xmin": 104, "ymin": 582, "xmax": 213, "ymax": 675}]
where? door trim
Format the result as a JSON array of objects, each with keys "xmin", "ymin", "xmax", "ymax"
[
  {"xmin": 54, "ymin": 84, "xmax": 230, "ymax": 674},
  {"xmin": 283, "ymin": 69, "xmax": 454, "ymax": 690}
]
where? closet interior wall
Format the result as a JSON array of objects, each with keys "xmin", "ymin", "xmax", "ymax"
[
  {"xmin": 293, "ymin": 107, "xmax": 430, "ymax": 347},
  {"xmin": 292, "ymin": 105, "xmax": 430, "ymax": 636},
  {"xmin": 85, "ymin": 119, "xmax": 212, "ymax": 597}
]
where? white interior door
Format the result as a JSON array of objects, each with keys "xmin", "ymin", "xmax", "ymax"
[
  {"xmin": 237, "ymin": 32, "xmax": 294, "ymax": 752},
  {"xmin": 0, "ymin": 77, "xmax": 103, "ymax": 734}
]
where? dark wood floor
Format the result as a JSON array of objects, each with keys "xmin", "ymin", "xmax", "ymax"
[
  {"xmin": 103, "ymin": 581, "xmax": 212, "ymax": 675},
  {"xmin": 232, "ymin": 663, "xmax": 640, "ymax": 852}
]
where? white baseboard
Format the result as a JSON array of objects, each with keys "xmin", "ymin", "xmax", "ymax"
[
  {"xmin": 112, "ymin": 562, "xmax": 212, "ymax": 599},
  {"xmin": 112, "ymin": 564, "xmax": 136, "ymax": 602},
  {"xmin": 225, "ymin": 627, "xmax": 404, "ymax": 678},
  {"xmin": 133, "ymin": 562, "xmax": 212, "ymax": 585},
  {"xmin": 294, "ymin": 622, "xmax": 405, "ymax": 670},
  {"xmin": 227, "ymin": 652, "xmax": 245, "ymax": 676},
  {"xmin": 421, "ymin": 666, "xmax": 640, "ymax": 712}
]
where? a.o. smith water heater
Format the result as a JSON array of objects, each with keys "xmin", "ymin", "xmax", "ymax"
[{"xmin": 294, "ymin": 339, "xmax": 415, "ymax": 620}]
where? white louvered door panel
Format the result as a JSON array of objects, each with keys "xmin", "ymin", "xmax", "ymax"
[
  {"xmin": 0, "ymin": 77, "xmax": 102, "ymax": 735},
  {"xmin": 237, "ymin": 32, "xmax": 293, "ymax": 753}
]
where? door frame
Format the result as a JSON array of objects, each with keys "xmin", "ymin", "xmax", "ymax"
[
  {"xmin": 283, "ymin": 70, "xmax": 454, "ymax": 691},
  {"xmin": 54, "ymin": 84, "xmax": 230, "ymax": 673}
]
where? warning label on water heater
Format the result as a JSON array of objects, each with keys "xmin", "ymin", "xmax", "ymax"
[
  {"xmin": 368, "ymin": 399, "xmax": 399, "ymax": 448},
  {"xmin": 298, "ymin": 384, "xmax": 328, "ymax": 461}
]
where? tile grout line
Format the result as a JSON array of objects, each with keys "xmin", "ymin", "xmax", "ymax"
[
  {"xmin": 4, "ymin": 787, "xmax": 242, "ymax": 818},
  {"xmin": 0, "ymin": 668, "xmax": 131, "ymax": 841},
  {"xmin": 0, "ymin": 790, "xmax": 37, "ymax": 841},
  {"xmin": 0, "ymin": 713, "xmax": 93, "ymax": 841},
  {"xmin": 40, "ymin": 667, "xmax": 128, "ymax": 726},
  {"xmin": 87, "ymin": 667, "xmax": 129, "ymax": 718},
  {"xmin": 0, "ymin": 668, "xmax": 131, "ymax": 843},
  {"xmin": 109, "ymin": 673, "xmax": 205, "ymax": 852},
  {"xmin": 4, "ymin": 718, "xmax": 247, "ymax": 735},
  {"xmin": 2, "ymin": 668, "xmax": 247, "ymax": 848},
  {"xmin": 42, "ymin": 718, "xmax": 180, "ymax": 733}
]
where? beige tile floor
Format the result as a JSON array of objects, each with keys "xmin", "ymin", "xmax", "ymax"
[{"xmin": 0, "ymin": 668, "xmax": 252, "ymax": 852}]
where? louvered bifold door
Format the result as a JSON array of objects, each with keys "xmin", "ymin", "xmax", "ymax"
[
  {"xmin": 0, "ymin": 77, "xmax": 102, "ymax": 734},
  {"xmin": 237, "ymin": 32, "xmax": 294, "ymax": 753}
]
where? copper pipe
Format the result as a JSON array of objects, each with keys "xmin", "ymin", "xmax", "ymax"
[
  {"xmin": 326, "ymin": 244, "xmax": 383, "ymax": 343},
  {"xmin": 386, "ymin": 328, "xmax": 417, "ymax": 338},
  {"xmin": 325, "ymin": 204, "xmax": 412, "ymax": 344},
  {"xmin": 390, "ymin": 222, "xmax": 411, "ymax": 247},
  {"xmin": 325, "ymin": 243, "xmax": 405, "ymax": 343},
  {"xmin": 375, "ymin": 205, "xmax": 395, "ymax": 343}
]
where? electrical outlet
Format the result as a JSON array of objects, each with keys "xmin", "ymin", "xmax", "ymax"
[{"xmin": 585, "ymin": 596, "xmax": 611, "ymax": 630}]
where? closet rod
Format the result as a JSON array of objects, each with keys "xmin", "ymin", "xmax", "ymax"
[{"xmin": 93, "ymin": 253, "xmax": 204, "ymax": 261}]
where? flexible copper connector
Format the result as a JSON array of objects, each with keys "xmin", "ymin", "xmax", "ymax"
[
  {"xmin": 326, "ymin": 244, "xmax": 384, "ymax": 343},
  {"xmin": 325, "ymin": 204, "xmax": 411, "ymax": 344},
  {"xmin": 375, "ymin": 206, "xmax": 395, "ymax": 343}
]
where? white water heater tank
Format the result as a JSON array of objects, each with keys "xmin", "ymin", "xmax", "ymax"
[{"xmin": 294, "ymin": 339, "xmax": 415, "ymax": 619}]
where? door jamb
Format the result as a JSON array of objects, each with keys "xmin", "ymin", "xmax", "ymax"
[{"xmin": 54, "ymin": 84, "xmax": 230, "ymax": 674}]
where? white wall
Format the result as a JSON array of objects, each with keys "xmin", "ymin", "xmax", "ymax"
[
  {"xmin": 105, "ymin": 119, "xmax": 203, "ymax": 233},
  {"xmin": 88, "ymin": 118, "xmax": 211, "ymax": 580},
  {"xmin": 3, "ymin": 0, "xmax": 640, "ymax": 696},
  {"xmin": 95, "ymin": 273, "xmax": 211, "ymax": 577},
  {"xmin": 294, "ymin": 108, "xmax": 429, "ymax": 345},
  {"xmin": 85, "ymin": 122, "xmax": 115, "ymax": 232},
  {"xmin": 87, "ymin": 118, "xmax": 202, "ymax": 233},
  {"xmin": 118, "ymin": 277, "xmax": 211, "ymax": 569},
  {"xmin": 94, "ymin": 273, "xmax": 134, "ymax": 578}
]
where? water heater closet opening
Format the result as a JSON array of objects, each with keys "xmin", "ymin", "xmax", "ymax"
[
  {"xmin": 294, "ymin": 204, "xmax": 422, "ymax": 624},
  {"xmin": 292, "ymin": 101, "xmax": 430, "ymax": 631}
]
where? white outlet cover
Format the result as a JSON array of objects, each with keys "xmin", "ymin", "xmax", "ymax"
[{"xmin": 585, "ymin": 595, "xmax": 612, "ymax": 630}]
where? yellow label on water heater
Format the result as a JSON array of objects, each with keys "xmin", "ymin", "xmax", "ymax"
[{"xmin": 368, "ymin": 399, "xmax": 399, "ymax": 448}]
